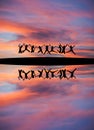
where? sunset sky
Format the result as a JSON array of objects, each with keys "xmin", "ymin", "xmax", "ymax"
[
  {"xmin": 0, "ymin": 1, "xmax": 94, "ymax": 130},
  {"xmin": 0, "ymin": 0, "xmax": 94, "ymax": 58}
]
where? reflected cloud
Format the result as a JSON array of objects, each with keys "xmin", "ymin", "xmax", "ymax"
[{"xmin": 0, "ymin": 65, "xmax": 94, "ymax": 130}]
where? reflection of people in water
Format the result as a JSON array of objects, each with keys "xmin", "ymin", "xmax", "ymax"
[
  {"xmin": 18, "ymin": 70, "xmax": 24, "ymax": 80},
  {"xmin": 29, "ymin": 44, "xmax": 35, "ymax": 53},
  {"xmin": 45, "ymin": 69, "xmax": 57, "ymax": 79},
  {"xmin": 18, "ymin": 68, "xmax": 77, "ymax": 80},
  {"xmin": 58, "ymin": 69, "xmax": 68, "ymax": 79},
  {"xmin": 18, "ymin": 70, "xmax": 36, "ymax": 80},
  {"xmin": 18, "ymin": 69, "xmax": 30, "ymax": 80},
  {"xmin": 67, "ymin": 68, "xmax": 77, "ymax": 79}
]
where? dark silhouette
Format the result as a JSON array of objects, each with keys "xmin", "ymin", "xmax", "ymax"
[
  {"xmin": 18, "ymin": 43, "xmax": 76, "ymax": 55},
  {"xmin": 18, "ymin": 69, "xmax": 31, "ymax": 80},
  {"xmin": 18, "ymin": 44, "xmax": 33, "ymax": 53},
  {"xmin": 58, "ymin": 44, "xmax": 68, "ymax": 54},
  {"xmin": 29, "ymin": 44, "xmax": 35, "ymax": 53},
  {"xmin": 18, "ymin": 69, "xmax": 36, "ymax": 80},
  {"xmin": 67, "ymin": 68, "xmax": 77, "ymax": 79},
  {"xmin": 30, "ymin": 70, "xmax": 36, "ymax": 78},
  {"xmin": 18, "ymin": 68, "xmax": 77, "ymax": 80},
  {"xmin": 43, "ymin": 45, "xmax": 56, "ymax": 54},
  {"xmin": 38, "ymin": 69, "xmax": 43, "ymax": 78},
  {"xmin": 44, "ymin": 68, "xmax": 51, "ymax": 79},
  {"xmin": 18, "ymin": 44, "xmax": 26, "ymax": 53},
  {"xmin": 38, "ymin": 46, "xmax": 44, "ymax": 54},
  {"xmin": 58, "ymin": 69, "xmax": 68, "ymax": 79},
  {"xmin": 67, "ymin": 45, "xmax": 76, "ymax": 54}
]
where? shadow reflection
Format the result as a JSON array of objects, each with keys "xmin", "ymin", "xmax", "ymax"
[{"xmin": 18, "ymin": 68, "xmax": 77, "ymax": 80}]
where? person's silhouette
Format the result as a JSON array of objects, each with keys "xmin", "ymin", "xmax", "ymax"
[
  {"xmin": 38, "ymin": 46, "xmax": 43, "ymax": 54},
  {"xmin": 58, "ymin": 44, "xmax": 68, "ymax": 54},
  {"xmin": 28, "ymin": 44, "xmax": 35, "ymax": 53},
  {"xmin": 30, "ymin": 70, "xmax": 36, "ymax": 78},
  {"xmin": 67, "ymin": 45, "xmax": 76, "ymax": 54},
  {"xmin": 18, "ymin": 44, "xmax": 25, "ymax": 53},
  {"xmin": 38, "ymin": 69, "xmax": 43, "ymax": 78}
]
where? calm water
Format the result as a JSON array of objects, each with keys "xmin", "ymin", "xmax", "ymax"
[{"xmin": 0, "ymin": 65, "xmax": 94, "ymax": 130}]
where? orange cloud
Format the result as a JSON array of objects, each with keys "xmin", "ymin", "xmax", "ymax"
[{"xmin": 0, "ymin": 19, "xmax": 37, "ymax": 35}]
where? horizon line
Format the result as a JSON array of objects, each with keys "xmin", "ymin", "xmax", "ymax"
[{"xmin": 0, "ymin": 57, "xmax": 94, "ymax": 65}]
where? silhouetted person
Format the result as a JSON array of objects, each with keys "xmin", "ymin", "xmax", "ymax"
[
  {"xmin": 50, "ymin": 69, "xmax": 57, "ymax": 78},
  {"xmin": 67, "ymin": 45, "xmax": 76, "ymax": 55},
  {"xmin": 44, "ymin": 69, "xmax": 53, "ymax": 79},
  {"xmin": 44, "ymin": 45, "xmax": 56, "ymax": 54},
  {"xmin": 44, "ymin": 45, "xmax": 49, "ymax": 54},
  {"xmin": 58, "ymin": 44, "xmax": 68, "ymax": 54},
  {"xmin": 29, "ymin": 44, "xmax": 35, "ymax": 53}
]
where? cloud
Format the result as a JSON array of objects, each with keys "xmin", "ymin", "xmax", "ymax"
[
  {"xmin": 0, "ymin": 0, "xmax": 94, "ymax": 58},
  {"xmin": 0, "ymin": 18, "xmax": 37, "ymax": 35},
  {"xmin": 0, "ymin": 18, "xmax": 74, "ymax": 42},
  {"xmin": 0, "ymin": 0, "xmax": 15, "ymax": 6},
  {"xmin": 30, "ymin": 29, "xmax": 72, "ymax": 41}
]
